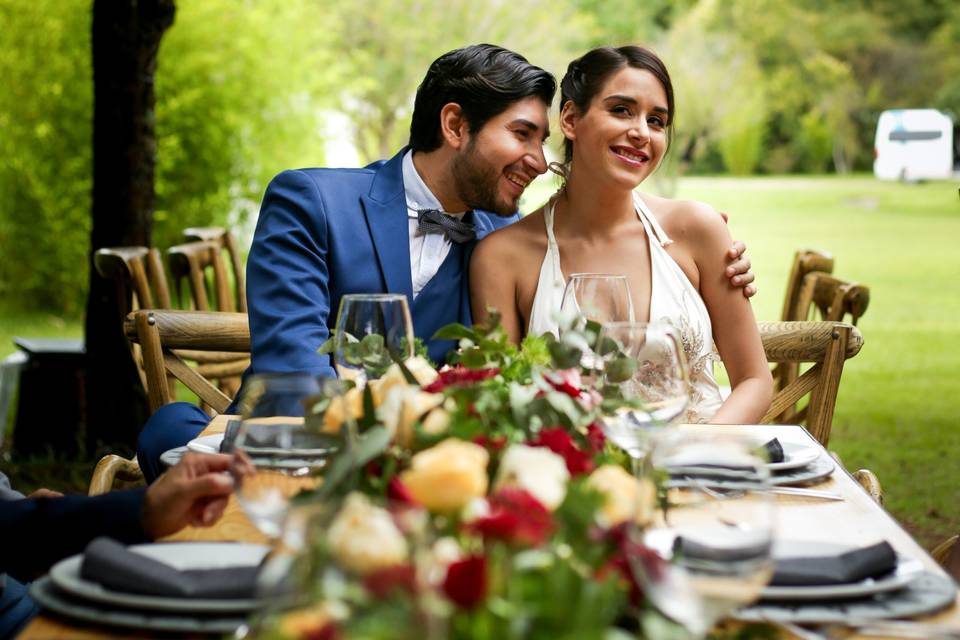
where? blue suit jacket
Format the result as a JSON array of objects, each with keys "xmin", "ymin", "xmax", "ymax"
[{"xmin": 245, "ymin": 148, "xmax": 519, "ymax": 379}]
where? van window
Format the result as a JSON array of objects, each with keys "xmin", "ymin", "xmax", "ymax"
[{"xmin": 889, "ymin": 130, "xmax": 942, "ymax": 141}]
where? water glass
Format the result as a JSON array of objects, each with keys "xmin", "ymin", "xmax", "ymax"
[{"xmin": 333, "ymin": 293, "xmax": 415, "ymax": 385}]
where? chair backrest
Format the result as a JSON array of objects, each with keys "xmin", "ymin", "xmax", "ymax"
[
  {"xmin": 183, "ymin": 226, "xmax": 247, "ymax": 312},
  {"xmin": 781, "ymin": 249, "xmax": 834, "ymax": 322},
  {"xmin": 759, "ymin": 320, "xmax": 864, "ymax": 446},
  {"xmin": 792, "ymin": 272, "xmax": 870, "ymax": 325},
  {"xmin": 94, "ymin": 246, "xmax": 172, "ymax": 312},
  {"xmin": 167, "ymin": 240, "xmax": 235, "ymax": 312},
  {"xmin": 124, "ymin": 310, "xmax": 250, "ymax": 414}
]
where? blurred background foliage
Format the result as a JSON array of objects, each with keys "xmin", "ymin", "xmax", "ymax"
[{"xmin": 0, "ymin": 0, "xmax": 958, "ymax": 315}]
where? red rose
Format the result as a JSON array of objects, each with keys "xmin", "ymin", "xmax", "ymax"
[
  {"xmin": 595, "ymin": 523, "xmax": 666, "ymax": 606},
  {"xmin": 544, "ymin": 368, "xmax": 584, "ymax": 399},
  {"xmin": 530, "ymin": 427, "xmax": 594, "ymax": 476},
  {"xmin": 303, "ymin": 623, "xmax": 340, "ymax": 640},
  {"xmin": 387, "ymin": 477, "xmax": 418, "ymax": 506},
  {"xmin": 471, "ymin": 434, "xmax": 507, "ymax": 451},
  {"xmin": 442, "ymin": 554, "xmax": 488, "ymax": 609},
  {"xmin": 423, "ymin": 366, "xmax": 500, "ymax": 393},
  {"xmin": 585, "ymin": 422, "xmax": 606, "ymax": 454},
  {"xmin": 468, "ymin": 487, "xmax": 553, "ymax": 546},
  {"xmin": 362, "ymin": 564, "xmax": 417, "ymax": 600}
]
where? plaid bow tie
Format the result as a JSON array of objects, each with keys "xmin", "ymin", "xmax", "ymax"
[{"xmin": 416, "ymin": 208, "xmax": 476, "ymax": 244}]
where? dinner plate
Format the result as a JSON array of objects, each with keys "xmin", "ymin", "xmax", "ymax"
[
  {"xmin": 668, "ymin": 454, "xmax": 835, "ymax": 489},
  {"xmin": 49, "ymin": 542, "xmax": 269, "ymax": 613},
  {"xmin": 761, "ymin": 540, "xmax": 925, "ymax": 601},
  {"xmin": 767, "ymin": 441, "xmax": 821, "ymax": 472},
  {"xmin": 186, "ymin": 433, "xmax": 224, "ymax": 454},
  {"xmin": 30, "ymin": 577, "xmax": 248, "ymax": 634},
  {"xmin": 160, "ymin": 445, "xmax": 188, "ymax": 468}
]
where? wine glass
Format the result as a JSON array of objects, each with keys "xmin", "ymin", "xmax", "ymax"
[
  {"xmin": 632, "ymin": 431, "xmax": 775, "ymax": 638},
  {"xmin": 333, "ymin": 293, "xmax": 415, "ymax": 386},
  {"xmin": 599, "ymin": 321, "xmax": 689, "ymax": 465},
  {"xmin": 559, "ymin": 273, "xmax": 635, "ymax": 328},
  {"xmin": 231, "ymin": 373, "xmax": 337, "ymax": 538}
]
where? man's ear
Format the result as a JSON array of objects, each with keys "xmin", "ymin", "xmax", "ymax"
[
  {"xmin": 439, "ymin": 103, "xmax": 469, "ymax": 150},
  {"xmin": 558, "ymin": 99, "xmax": 578, "ymax": 143}
]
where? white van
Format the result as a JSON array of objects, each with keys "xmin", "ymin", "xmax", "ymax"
[{"xmin": 873, "ymin": 109, "xmax": 955, "ymax": 181}]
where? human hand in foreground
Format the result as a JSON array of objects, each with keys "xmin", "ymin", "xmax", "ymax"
[
  {"xmin": 28, "ymin": 488, "xmax": 64, "ymax": 499},
  {"xmin": 724, "ymin": 239, "xmax": 756, "ymax": 298},
  {"xmin": 141, "ymin": 452, "xmax": 235, "ymax": 539}
]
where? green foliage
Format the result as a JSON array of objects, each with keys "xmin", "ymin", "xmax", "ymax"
[{"xmin": 0, "ymin": 0, "xmax": 93, "ymax": 314}]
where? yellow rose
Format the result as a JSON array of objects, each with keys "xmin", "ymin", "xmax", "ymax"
[
  {"xmin": 327, "ymin": 493, "xmax": 408, "ymax": 575},
  {"xmin": 377, "ymin": 385, "xmax": 444, "ymax": 447},
  {"xmin": 400, "ymin": 439, "xmax": 489, "ymax": 512},
  {"xmin": 322, "ymin": 386, "xmax": 363, "ymax": 433},
  {"xmin": 421, "ymin": 407, "xmax": 451, "ymax": 435},
  {"xmin": 586, "ymin": 465, "xmax": 655, "ymax": 526}
]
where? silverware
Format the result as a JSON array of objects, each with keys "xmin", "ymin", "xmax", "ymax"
[
  {"xmin": 769, "ymin": 487, "xmax": 844, "ymax": 501},
  {"xmin": 823, "ymin": 619, "xmax": 960, "ymax": 639}
]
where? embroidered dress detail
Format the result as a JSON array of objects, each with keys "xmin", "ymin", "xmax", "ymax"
[{"xmin": 526, "ymin": 192, "xmax": 722, "ymax": 422}]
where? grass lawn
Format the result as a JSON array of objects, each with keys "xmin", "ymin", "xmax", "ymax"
[{"xmin": 2, "ymin": 174, "xmax": 958, "ymax": 548}]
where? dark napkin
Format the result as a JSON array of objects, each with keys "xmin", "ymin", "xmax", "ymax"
[
  {"xmin": 761, "ymin": 438, "xmax": 785, "ymax": 464},
  {"xmin": 80, "ymin": 537, "xmax": 258, "ymax": 599},
  {"xmin": 220, "ymin": 419, "xmax": 241, "ymax": 453},
  {"xmin": 770, "ymin": 541, "xmax": 898, "ymax": 586}
]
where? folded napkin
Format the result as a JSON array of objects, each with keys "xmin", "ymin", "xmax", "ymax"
[
  {"xmin": 761, "ymin": 438, "xmax": 785, "ymax": 464},
  {"xmin": 220, "ymin": 419, "xmax": 241, "ymax": 453},
  {"xmin": 80, "ymin": 537, "xmax": 259, "ymax": 599},
  {"xmin": 770, "ymin": 541, "xmax": 898, "ymax": 586}
]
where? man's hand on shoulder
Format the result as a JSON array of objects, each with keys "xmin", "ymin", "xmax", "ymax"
[
  {"xmin": 141, "ymin": 452, "xmax": 235, "ymax": 539},
  {"xmin": 725, "ymin": 240, "xmax": 756, "ymax": 298}
]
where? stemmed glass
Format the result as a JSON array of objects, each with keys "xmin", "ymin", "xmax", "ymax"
[
  {"xmin": 599, "ymin": 321, "xmax": 689, "ymax": 466},
  {"xmin": 559, "ymin": 273, "xmax": 635, "ymax": 328},
  {"xmin": 632, "ymin": 431, "xmax": 775, "ymax": 638},
  {"xmin": 231, "ymin": 373, "xmax": 337, "ymax": 539},
  {"xmin": 333, "ymin": 293, "xmax": 415, "ymax": 386}
]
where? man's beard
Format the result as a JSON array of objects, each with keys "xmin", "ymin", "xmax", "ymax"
[{"xmin": 450, "ymin": 142, "xmax": 518, "ymax": 217}]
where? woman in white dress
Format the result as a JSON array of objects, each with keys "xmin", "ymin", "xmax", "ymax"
[{"xmin": 470, "ymin": 46, "xmax": 772, "ymax": 424}]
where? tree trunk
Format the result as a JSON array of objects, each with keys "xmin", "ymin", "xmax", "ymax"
[{"xmin": 85, "ymin": 0, "xmax": 175, "ymax": 453}]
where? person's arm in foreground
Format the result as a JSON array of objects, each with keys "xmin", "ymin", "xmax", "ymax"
[{"xmin": 0, "ymin": 453, "xmax": 234, "ymax": 581}]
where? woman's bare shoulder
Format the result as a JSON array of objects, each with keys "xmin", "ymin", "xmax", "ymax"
[
  {"xmin": 475, "ymin": 207, "xmax": 548, "ymax": 256},
  {"xmin": 640, "ymin": 193, "xmax": 725, "ymax": 240}
]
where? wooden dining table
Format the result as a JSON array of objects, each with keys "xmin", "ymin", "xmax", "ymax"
[{"xmin": 19, "ymin": 421, "xmax": 960, "ymax": 639}]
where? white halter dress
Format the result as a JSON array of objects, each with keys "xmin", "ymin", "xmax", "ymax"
[{"xmin": 527, "ymin": 192, "xmax": 723, "ymax": 423}]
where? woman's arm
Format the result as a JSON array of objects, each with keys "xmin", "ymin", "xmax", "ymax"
[
  {"xmin": 684, "ymin": 203, "xmax": 773, "ymax": 424},
  {"xmin": 469, "ymin": 232, "xmax": 524, "ymax": 345}
]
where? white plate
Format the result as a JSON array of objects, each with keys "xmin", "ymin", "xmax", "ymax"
[
  {"xmin": 186, "ymin": 434, "xmax": 224, "ymax": 454},
  {"xmin": 49, "ymin": 542, "xmax": 269, "ymax": 613},
  {"xmin": 761, "ymin": 540, "xmax": 924, "ymax": 601},
  {"xmin": 767, "ymin": 441, "xmax": 821, "ymax": 472}
]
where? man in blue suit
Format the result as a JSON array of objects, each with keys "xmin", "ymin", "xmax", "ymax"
[{"xmin": 137, "ymin": 44, "xmax": 755, "ymax": 480}]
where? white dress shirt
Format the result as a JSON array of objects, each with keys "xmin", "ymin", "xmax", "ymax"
[{"xmin": 401, "ymin": 151, "xmax": 467, "ymax": 298}]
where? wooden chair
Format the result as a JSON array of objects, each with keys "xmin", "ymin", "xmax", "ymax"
[
  {"xmin": 828, "ymin": 451, "xmax": 883, "ymax": 504},
  {"xmin": 88, "ymin": 455, "xmax": 143, "ymax": 496},
  {"xmin": 167, "ymin": 240, "xmax": 235, "ymax": 312},
  {"xmin": 780, "ymin": 249, "xmax": 834, "ymax": 323},
  {"xmin": 776, "ymin": 273, "xmax": 869, "ymax": 423},
  {"xmin": 183, "ymin": 226, "xmax": 247, "ymax": 313},
  {"xmin": 759, "ymin": 321, "xmax": 863, "ymax": 446},
  {"xmin": 932, "ymin": 535, "xmax": 960, "ymax": 581},
  {"xmin": 124, "ymin": 309, "xmax": 250, "ymax": 414}
]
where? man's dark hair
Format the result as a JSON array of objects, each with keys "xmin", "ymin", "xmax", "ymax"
[
  {"xmin": 560, "ymin": 45, "xmax": 674, "ymax": 163},
  {"xmin": 409, "ymin": 44, "xmax": 556, "ymax": 152}
]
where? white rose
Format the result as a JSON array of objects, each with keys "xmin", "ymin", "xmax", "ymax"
[
  {"xmin": 376, "ymin": 384, "xmax": 444, "ymax": 447},
  {"xmin": 495, "ymin": 444, "xmax": 570, "ymax": 511},
  {"xmin": 327, "ymin": 493, "xmax": 408, "ymax": 575},
  {"xmin": 370, "ymin": 356, "xmax": 439, "ymax": 405}
]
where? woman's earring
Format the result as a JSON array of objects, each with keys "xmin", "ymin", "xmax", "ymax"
[{"xmin": 548, "ymin": 161, "xmax": 569, "ymax": 180}]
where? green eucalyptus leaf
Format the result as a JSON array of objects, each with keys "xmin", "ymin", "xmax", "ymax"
[
  {"xmin": 359, "ymin": 384, "xmax": 377, "ymax": 429},
  {"xmin": 432, "ymin": 323, "xmax": 479, "ymax": 342},
  {"xmin": 318, "ymin": 426, "xmax": 390, "ymax": 498},
  {"xmin": 604, "ymin": 356, "xmax": 639, "ymax": 383}
]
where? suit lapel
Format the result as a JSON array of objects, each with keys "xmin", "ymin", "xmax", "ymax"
[{"xmin": 360, "ymin": 149, "xmax": 414, "ymax": 303}]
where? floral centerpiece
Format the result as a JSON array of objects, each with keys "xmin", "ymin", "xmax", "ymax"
[{"xmin": 257, "ymin": 315, "xmax": 772, "ymax": 640}]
